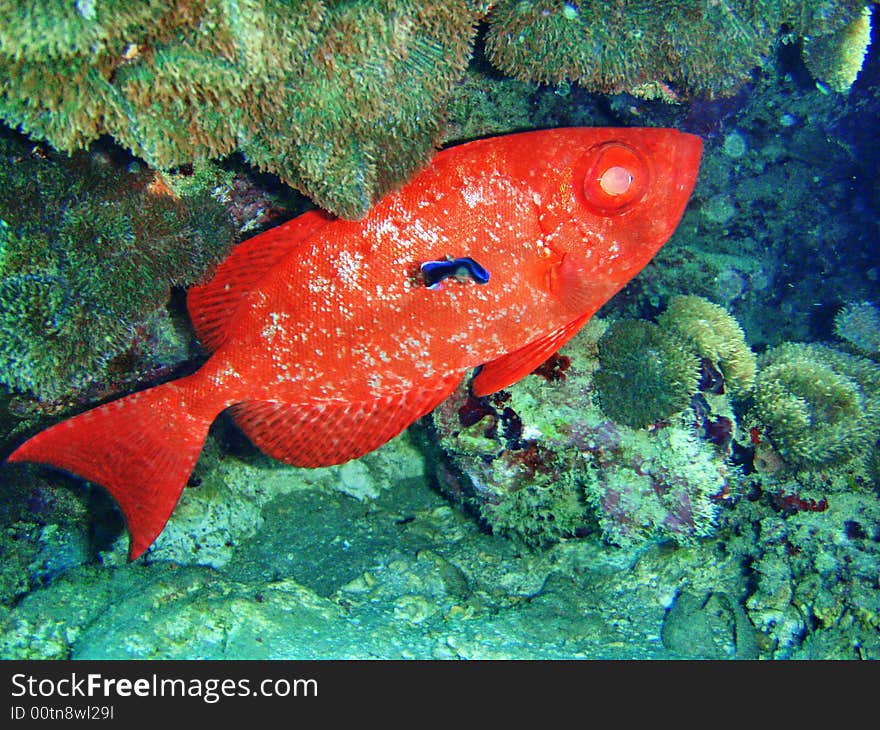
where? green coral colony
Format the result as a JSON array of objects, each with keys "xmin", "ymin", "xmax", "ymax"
[
  {"xmin": 485, "ymin": 0, "xmax": 870, "ymax": 97},
  {"xmin": 0, "ymin": 131, "xmax": 234, "ymax": 401},
  {"xmin": 0, "ymin": 1, "xmax": 871, "ymax": 219},
  {"xmin": 0, "ymin": 0, "xmax": 480, "ymax": 220},
  {"xmin": 753, "ymin": 343, "xmax": 880, "ymax": 470},
  {"xmin": 594, "ymin": 319, "xmax": 699, "ymax": 429}
]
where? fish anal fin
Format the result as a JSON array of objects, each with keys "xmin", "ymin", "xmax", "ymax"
[
  {"xmin": 187, "ymin": 210, "xmax": 333, "ymax": 352},
  {"xmin": 232, "ymin": 374, "xmax": 463, "ymax": 467},
  {"xmin": 471, "ymin": 314, "xmax": 592, "ymax": 396}
]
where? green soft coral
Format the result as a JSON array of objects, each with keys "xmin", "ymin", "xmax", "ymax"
[
  {"xmin": 484, "ymin": 0, "xmax": 868, "ymax": 97},
  {"xmin": 753, "ymin": 343, "xmax": 880, "ymax": 469},
  {"xmin": 0, "ymin": 1, "xmax": 867, "ymax": 220},
  {"xmin": 594, "ymin": 319, "xmax": 700, "ymax": 428},
  {"xmin": 0, "ymin": 0, "xmax": 480, "ymax": 219}
]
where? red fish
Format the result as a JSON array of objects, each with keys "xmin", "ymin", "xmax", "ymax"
[{"xmin": 7, "ymin": 128, "xmax": 702, "ymax": 559}]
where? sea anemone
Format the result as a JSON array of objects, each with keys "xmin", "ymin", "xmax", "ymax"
[
  {"xmin": 594, "ymin": 319, "xmax": 700, "ymax": 428},
  {"xmin": 658, "ymin": 295, "xmax": 756, "ymax": 397}
]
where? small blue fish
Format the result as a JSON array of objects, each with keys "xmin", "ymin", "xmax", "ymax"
[{"xmin": 420, "ymin": 256, "xmax": 490, "ymax": 289}]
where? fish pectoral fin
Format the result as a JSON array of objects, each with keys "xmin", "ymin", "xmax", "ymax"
[
  {"xmin": 231, "ymin": 373, "xmax": 463, "ymax": 467},
  {"xmin": 187, "ymin": 210, "xmax": 333, "ymax": 352},
  {"xmin": 552, "ymin": 253, "xmax": 621, "ymax": 313},
  {"xmin": 470, "ymin": 314, "xmax": 592, "ymax": 396}
]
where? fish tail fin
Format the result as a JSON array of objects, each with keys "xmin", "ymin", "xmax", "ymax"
[{"xmin": 7, "ymin": 375, "xmax": 219, "ymax": 560}]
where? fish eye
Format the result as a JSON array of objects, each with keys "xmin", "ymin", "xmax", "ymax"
[
  {"xmin": 598, "ymin": 165, "xmax": 633, "ymax": 195},
  {"xmin": 577, "ymin": 143, "xmax": 648, "ymax": 215}
]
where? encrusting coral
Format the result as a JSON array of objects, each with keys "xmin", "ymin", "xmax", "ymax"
[
  {"xmin": 0, "ymin": 0, "xmax": 481, "ymax": 219},
  {"xmin": 752, "ymin": 342, "xmax": 880, "ymax": 470}
]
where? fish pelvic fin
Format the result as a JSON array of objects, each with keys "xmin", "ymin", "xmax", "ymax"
[
  {"xmin": 6, "ymin": 375, "xmax": 220, "ymax": 560},
  {"xmin": 471, "ymin": 313, "xmax": 592, "ymax": 396}
]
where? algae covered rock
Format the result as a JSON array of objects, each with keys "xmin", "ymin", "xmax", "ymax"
[
  {"xmin": 145, "ymin": 427, "xmax": 427, "ymax": 570},
  {"xmin": 736, "ymin": 490, "xmax": 880, "ymax": 659},
  {"xmin": 430, "ymin": 321, "xmax": 729, "ymax": 549},
  {"xmin": 581, "ymin": 420, "xmax": 727, "ymax": 548},
  {"xmin": 661, "ymin": 590, "xmax": 759, "ymax": 660},
  {"xmin": 429, "ymin": 379, "xmax": 596, "ymax": 548}
]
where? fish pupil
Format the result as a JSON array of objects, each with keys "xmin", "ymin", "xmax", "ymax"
[{"xmin": 599, "ymin": 165, "xmax": 633, "ymax": 196}]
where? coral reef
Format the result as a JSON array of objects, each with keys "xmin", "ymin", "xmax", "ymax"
[
  {"xmin": 0, "ymin": 130, "xmax": 234, "ymax": 402},
  {"xmin": 483, "ymin": 0, "xmax": 868, "ymax": 97},
  {"xmin": 731, "ymin": 490, "xmax": 880, "ymax": 659},
  {"xmin": 1, "ymin": 429, "xmax": 877, "ymax": 659},
  {"xmin": 593, "ymin": 320, "xmax": 700, "ymax": 428},
  {"xmin": 751, "ymin": 342, "xmax": 880, "ymax": 470},
  {"xmin": 0, "ymin": 0, "xmax": 480, "ymax": 219},
  {"xmin": 0, "ymin": 0, "xmax": 876, "ymax": 664},
  {"xmin": 1, "ymin": 1, "xmax": 870, "ymax": 223},
  {"xmin": 803, "ymin": 5, "xmax": 873, "ymax": 93},
  {"xmin": 429, "ymin": 321, "xmax": 729, "ymax": 549},
  {"xmin": 581, "ymin": 416, "xmax": 727, "ymax": 548},
  {"xmin": 658, "ymin": 295, "xmax": 757, "ymax": 396}
]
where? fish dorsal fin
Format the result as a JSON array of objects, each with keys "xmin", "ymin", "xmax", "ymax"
[
  {"xmin": 187, "ymin": 210, "xmax": 333, "ymax": 352},
  {"xmin": 471, "ymin": 314, "xmax": 592, "ymax": 396},
  {"xmin": 231, "ymin": 373, "xmax": 463, "ymax": 467}
]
